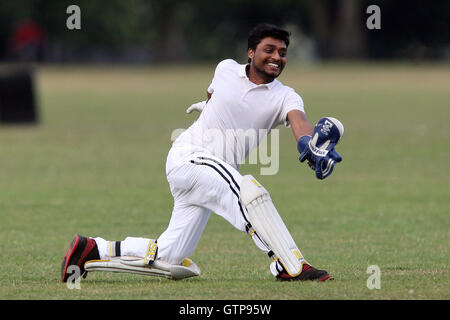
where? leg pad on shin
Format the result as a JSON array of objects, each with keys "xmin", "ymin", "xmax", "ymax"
[{"xmin": 240, "ymin": 175, "xmax": 307, "ymax": 277}]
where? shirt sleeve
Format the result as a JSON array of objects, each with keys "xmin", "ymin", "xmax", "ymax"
[
  {"xmin": 207, "ymin": 59, "xmax": 235, "ymax": 94},
  {"xmin": 279, "ymin": 89, "xmax": 305, "ymax": 127}
]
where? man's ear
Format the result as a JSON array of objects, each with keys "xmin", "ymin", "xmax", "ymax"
[{"xmin": 248, "ymin": 48, "xmax": 254, "ymax": 61}]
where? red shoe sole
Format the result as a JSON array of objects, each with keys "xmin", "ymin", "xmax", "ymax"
[
  {"xmin": 318, "ymin": 274, "xmax": 331, "ymax": 282},
  {"xmin": 61, "ymin": 234, "xmax": 81, "ymax": 282}
]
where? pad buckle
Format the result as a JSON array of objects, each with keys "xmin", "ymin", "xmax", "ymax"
[
  {"xmin": 144, "ymin": 239, "xmax": 158, "ymax": 265},
  {"xmin": 245, "ymin": 223, "xmax": 256, "ymax": 238}
]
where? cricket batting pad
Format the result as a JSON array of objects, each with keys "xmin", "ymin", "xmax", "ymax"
[
  {"xmin": 240, "ymin": 175, "xmax": 307, "ymax": 277},
  {"xmin": 84, "ymin": 256, "xmax": 200, "ymax": 280}
]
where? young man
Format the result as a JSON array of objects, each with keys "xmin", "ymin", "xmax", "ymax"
[{"xmin": 61, "ymin": 24, "xmax": 343, "ymax": 282}]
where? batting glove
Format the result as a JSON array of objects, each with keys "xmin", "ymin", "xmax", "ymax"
[
  {"xmin": 186, "ymin": 100, "xmax": 207, "ymax": 114},
  {"xmin": 297, "ymin": 117, "xmax": 344, "ymax": 179}
]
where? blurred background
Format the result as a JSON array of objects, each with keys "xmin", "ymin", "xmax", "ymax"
[
  {"xmin": 0, "ymin": 0, "xmax": 449, "ymax": 64},
  {"xmin": 1, "ymin": 0, "xmax": 448, "ymax": 125}
]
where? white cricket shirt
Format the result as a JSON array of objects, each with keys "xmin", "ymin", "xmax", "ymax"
[{"xmin": 168, "ymin": 59, "xmax": 305, "ymax": 172}]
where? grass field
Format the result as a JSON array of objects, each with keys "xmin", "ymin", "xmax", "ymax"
[{"xmin": 0, "ymin": 61, "xmax": 448, "ymax": 300}]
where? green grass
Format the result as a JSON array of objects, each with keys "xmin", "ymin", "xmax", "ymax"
[{"xmin": 0, "ymin": 62, "xmax": 448, "ymax": 299}]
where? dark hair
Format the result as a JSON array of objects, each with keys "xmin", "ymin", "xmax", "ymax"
[{"xmin": 247, "ymin": 23, "xmax": 290, "ymax": 63}]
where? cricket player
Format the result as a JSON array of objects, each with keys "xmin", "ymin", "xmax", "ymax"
[{"xmin": 61, "ymin": 24, "xmax": 343, "ymax": 282}]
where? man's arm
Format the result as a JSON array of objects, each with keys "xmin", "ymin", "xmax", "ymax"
[{"xmin": 287, "ymin": 110, "xmax": 314, "ymax": 141}]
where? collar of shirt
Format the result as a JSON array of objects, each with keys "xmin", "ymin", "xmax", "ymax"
[{"xmin": 239, "ymin": 64, "xmax": 278, "ymax": 90}]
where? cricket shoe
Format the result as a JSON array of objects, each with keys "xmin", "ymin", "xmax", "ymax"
[
  {"xmin": 61, "ymin": 234, "xmax": 100, "ymax": 282},
  {"xmin": 276, "ymin": 263, "xmax": 332, "ymax": 282}
]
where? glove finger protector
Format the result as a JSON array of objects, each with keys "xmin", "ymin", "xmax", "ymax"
[
  {"xmin": 308, "ymin": 117, "xmax": 344, "ymax": 157},
  {"xmin": 315, "ymin": 148, "xmax": 342, "ymax": 179}
]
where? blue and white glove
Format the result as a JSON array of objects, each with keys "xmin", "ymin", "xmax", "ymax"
[{"xmin": 297, "ymin": 117, "xmax": 344, "ymax": 179}]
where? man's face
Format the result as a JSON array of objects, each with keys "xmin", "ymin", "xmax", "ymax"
[{"xmin": 248, "ymin": 37, "xmax": 287, "ymax": 80}]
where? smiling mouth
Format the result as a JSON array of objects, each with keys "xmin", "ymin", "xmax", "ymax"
[{"xmin": 267, "ymin": 62, "xmax": 280, "ymax": 68}]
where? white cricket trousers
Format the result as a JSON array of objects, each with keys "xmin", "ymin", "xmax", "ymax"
[{"xmin": 95, "ymin": 150, "xmax": 270, "ymax": 265}]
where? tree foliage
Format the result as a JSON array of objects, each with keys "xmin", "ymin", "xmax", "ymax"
[{"xmin": 0, "ymin": 0, "xmax": 448, "ymax": 61}]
